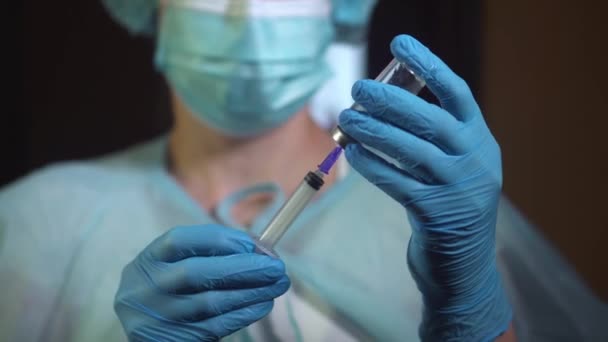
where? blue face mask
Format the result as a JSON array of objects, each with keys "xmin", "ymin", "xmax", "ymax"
[{"xmin": 155, "ymin": 0, "xmax": 335, "ymax": 136}]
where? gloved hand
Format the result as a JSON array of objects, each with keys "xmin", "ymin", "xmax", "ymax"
[
  {"xmin": 114, "ymin": 224, "xmax": 290, "ymax": 341},
  {"xmin": 339, "ymin": 35, "xmax": 512, "ymax": 341}
]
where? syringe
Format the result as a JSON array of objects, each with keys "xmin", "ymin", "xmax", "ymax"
[
  {"xmin": 252, "ymin": 58, "xmax": 425, "ymax": 256},
  {"xmin": 252, "ymin": 146, "xmax": 343, "ymax": 257}
]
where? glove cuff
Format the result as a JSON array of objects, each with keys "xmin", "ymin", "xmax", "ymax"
[{"xmin": 419, "ymin": 270, "xmax": 513, "ymax": 342}]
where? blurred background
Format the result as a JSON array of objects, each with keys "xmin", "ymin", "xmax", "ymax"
[{"xmin": 6, "ymin": 1, "xmax": 607, "ymax": 299}]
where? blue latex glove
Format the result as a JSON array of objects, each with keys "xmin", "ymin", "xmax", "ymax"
[
  {"xmin": 339, "ymin": 35, "xmax": 512, "ymax": 341},
  {"xmin": 114, "ymin": 225, "xmax": 290, "ymax": 341}
]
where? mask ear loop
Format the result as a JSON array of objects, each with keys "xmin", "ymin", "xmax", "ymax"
[{"xmin": 214, "ymin": 182, "xmax": 285, "ymax": 231}]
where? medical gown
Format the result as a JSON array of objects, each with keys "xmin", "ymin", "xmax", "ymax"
[{"xmin": 0, "ymin": 137, "xmax": 606, "ymax": 341}]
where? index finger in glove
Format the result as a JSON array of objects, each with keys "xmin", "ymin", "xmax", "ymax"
[
  {"xmin": 148, "ymin": 225, "xmax": 255, "ymax": 262},
  {"xmin": 153, "ymin": 254, "xmax": 287, "ymax": 293},
  {"xmin": 350, "ymin": 80, "xmax": 462, "ymax": 154},
  {"xmin": 390, "ymin": 35, "xmax": 480, "ymax": 122}
]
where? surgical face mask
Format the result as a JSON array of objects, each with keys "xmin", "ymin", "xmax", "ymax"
[{"xmin": 155, "ymin": 0, "xmax": 334, "ymax": 136}]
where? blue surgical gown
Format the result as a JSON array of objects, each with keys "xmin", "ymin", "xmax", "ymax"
[{"xmin": 0, "ymin": 137, "xmax": 606, "ymax": 341}]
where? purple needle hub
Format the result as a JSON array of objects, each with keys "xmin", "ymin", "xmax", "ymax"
[{"xmin": 318, "ymin": 146, "xmax": 343, "ymax": 174}]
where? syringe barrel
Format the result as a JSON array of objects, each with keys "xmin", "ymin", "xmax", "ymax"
[
  {"xmin": 332, "ymin": 58, "xmax": 426, "ymax": 148},
  {"xmin": 256, "ymin": 171, "xmax": 324, "ymax": 250}
]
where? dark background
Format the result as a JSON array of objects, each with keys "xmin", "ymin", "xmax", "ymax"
[{"xmin": 6, "ymin": 1, "xmax": 607, "ymax": 299}]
